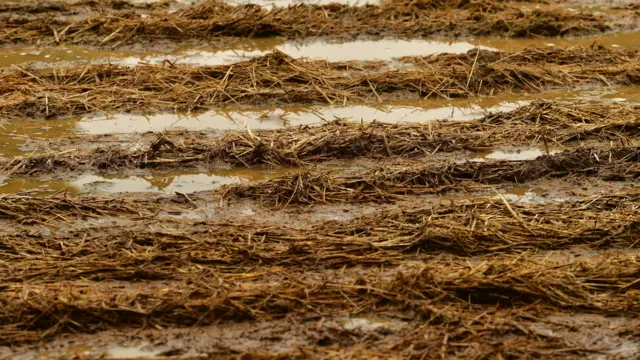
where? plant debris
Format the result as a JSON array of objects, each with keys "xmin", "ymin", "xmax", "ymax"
[
  {"xmin": 221, "ymin": 146, "xmax": 640, "ymax": 206},
  {"xmin": 2, "ymin": 47, "xmax": 640, "ymax": 119},
  {"xmin": 0, "ymin": 0, "xmax": 626, "ymax": 48},
  {"xmin": 3, "ymin": 101, "xmax": 639, "ymax": 174},
  {"xmin": 1, "ymin": 0, "xmax": 640, "ymax": 356}
]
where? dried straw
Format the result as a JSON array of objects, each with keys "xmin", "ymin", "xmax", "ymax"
[{"xmin": 2, "ymin": 47, "xmax": 639, "ymax": 119}]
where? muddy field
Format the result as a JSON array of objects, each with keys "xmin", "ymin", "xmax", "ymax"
[{"xmin": 1, "ymin": 0, "xmax": 640, "ymax": 359}]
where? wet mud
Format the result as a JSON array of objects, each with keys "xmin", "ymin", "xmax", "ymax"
[
  {"xmin": 1, "ymin": 191, "xmax": 640, "ymax": 352},
  {"xmin": 1, "ymin": 0, "xmax": 640, "ymax": 358}
]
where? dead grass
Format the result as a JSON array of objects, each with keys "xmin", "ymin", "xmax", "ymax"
[
  {"xmin": 3, "ymin": 192, "xmax": 639, "ymax": 280},
  {"xmin": 2, "ymin": 101, "xmax": 640, "ymax": 175},
  {"xmin": 2, "ymin": 252, "xmax": 639, "ymax": 345},
  {"xmin": 0, "ymin": 0, "xmax": 618, "ymax": 48},
  {"xmin": 0, "ymin": 0, "xmax": 172, "ymax": 14},
  {"xmin": 0, "ymin": 193, "xmax": 171, "ymax": 223},
  {"xmin": 219, "ymin": 146, "xmax": 640, "ymax": 206},
  {"xmin": 2, "ymin": 47, "xmax": 640, "ymax": 120}
]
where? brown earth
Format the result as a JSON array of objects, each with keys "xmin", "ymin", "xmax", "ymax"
[{"xmin": 1, "ymin": 1, "xmax": 640, "ymax": 359}]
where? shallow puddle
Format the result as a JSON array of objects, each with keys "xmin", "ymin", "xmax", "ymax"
[
  {"xmin": 472, "ymin": 31, "xmax": 640, "ymax": 52},
  {"xmin": 0, "ymin": 99, "xmax": 528, "ymax": 158},
  {"xmin": 469, "ymin": 146, "xmax": 562, "ymax": 162},
  {"xmin": 228, "ymin": 0, "xmax": 378, "ymax": 6},
  {"xmin": 75, "ymin": 100, "xmax": 525, "ymax": 134},
  {"xmin": 107, "ymin": 342, "xmax": 160, "ymax": 359},
  {"xmin": 499, "ymin": 185, "xmax": 556, "ymax": 204},
  {"xmin": 0, "ymin": 168, "xmax": 300, "ymax": 196},
  {"xmin": 2, "ymin": 86, "xmax": 640, "ymax": 159},
  {"xmin": 342, "ymin": 315, "xmax": 399, "ymax": 331},
  {"xmin": 1, "ymin": 38, "xmax": 495, "ymax": 68},
  {"xmin": 4, "ymin": 31, "xmax": 640, "ymax": 70},
  {"xmin": 26, "ymin": 341, "xmax": 161, "ymax": 360}
]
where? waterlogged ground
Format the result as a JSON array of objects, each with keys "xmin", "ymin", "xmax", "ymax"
[{"xmin": 1, "ymin": 0, "xmax": 640, "ymax": 359}]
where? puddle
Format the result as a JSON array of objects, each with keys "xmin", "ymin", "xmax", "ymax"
[
  {"xmin": 4, "ymin": 30, "xmax": 640, "ymax": 70},
  {"xmin": 20, "ymin": 341, "xmax": 161, "ymax": 360},
  {"xmin": 483, "ymin": 147, "xmax": 552, "ymax": 161},
  {"xmin": 228, "ymin": 0, "xmax": 379, "ymax": 6},
  {"xmin": 469, "ymin": 147, "xmax": 561, "ymax": 162},
  {"xmin": 0, "ymin": 168, "xmax": 300, "ymax": 196},
  {"xmin": 0, "ymin": 40, "xmax": 274, "ymax": 69},
  {"xmin": 0, "ymin": 119, "xmax": 78, "ymax": 158},
  {"xmin": 341, "ymin": 315, "xmax": 403, "ymax": 332},
  {"xmin": 75, "ymin": 101, "xmax": 524, "ymax": 134},
  {"xmin": 272, "ymin": 39, "xmax": 494, "ymax": 62},
  {"xmin": 0, "ymin": 99, "xmax": 528, "ymax": 158},
  {"xmin": 72, "ymin": 87, "xmax": 640, "ymax": 137},
  {"xmin": 107, "ymin": 342, "xmax": 161, "ymax": 359},
  {"xmin": 1, "ymin": 38, "xmax": 497, "ymax": 68},
  {"xmin": 471, "ymin": 31, "xmax": 640, "ymax": 52},
  {"xmin": 498, "ymin": 186, "xmax": 557, "ymax": 204},
  {"xmin": 3, "ymin": 85, "xmax": 640, "ymax": 159},
  {"xmin": 343, "ymin": 317, "xmax": 388, "ymax": 331}
]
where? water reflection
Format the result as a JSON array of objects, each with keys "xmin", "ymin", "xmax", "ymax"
[
  {"xmin": 1, "ymin": 38, "xmax": 497, "ymax": 68},
  {"xmin": 75, "ymin": 101, "xmax": 525, "ymax": 134}
]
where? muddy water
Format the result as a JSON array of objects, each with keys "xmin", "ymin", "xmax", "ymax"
[
  {"xmin": 473, "ymin": 31, "xmax": 640, "ymax": 52},
  {"xmin": 228, "ymin": 0, "xmax": 378, "ymax": 6},
  {"xmin": 3, "ymin": 86, "xmax": 638, "ymax": 158},
  {"xmin": 0, "ymin": 99, "xmax": 528, "ymax": 158},
  {"xmin": 4, "ymin": 31, "xmax": 640, "ymax": 69},
  {"xmin": 0, "ymin": 167, "xmax": 305, "ymax": 196},
  {"xmin": 1, "ymin": 85, "xmax": 639, "ymax": 166},
  {"xmin": 471, "ymin": 147, "xmax": 562, "ymax": 161},
  {"xmin": 74, "ymin": 100, "xmax": 525, "ymax": 133},
  {"xmin": 1, "ymin": 39, "xmax": 495, "ymax": 68},
  {"xmin": 2, "ymin": 39, "xmax": 640, "ymax": 197}
]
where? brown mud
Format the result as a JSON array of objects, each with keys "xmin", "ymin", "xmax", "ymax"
[
  {"xmin": 2, "ymin": 46, "xmax": 640, "ymax": 120},
  {"xmin": 1, "ymin": 191, "xmax": 640, "ymax": 348},
  {"xmin": 1, "ymin": 0, "xmax": 635, "ymax": 49},
  {"xmin": 1, "ymin": 0, "xmax": 640, "ymax": 358},
  {"xmin": 5, "ymin": 309, "xmax": 640, "ymax": 359}
]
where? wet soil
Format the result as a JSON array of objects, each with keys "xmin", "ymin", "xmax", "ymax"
[
  {"xmin": 4, "ymin": 308, "xmax": 639, "ymax": 359},
  {"xmin": 1, "ymin": 0, "xmax": 640, "ymax": 359}
]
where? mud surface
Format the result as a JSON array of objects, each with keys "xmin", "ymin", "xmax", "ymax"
[{"xmin": 1, "ymin": 0, "xmax": 640, "ymax": 359}]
